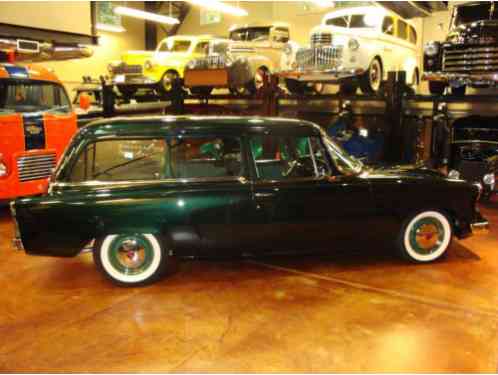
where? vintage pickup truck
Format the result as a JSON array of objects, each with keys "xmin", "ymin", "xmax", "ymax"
[{"xmin": 184, "ymin": 22, "xmax": 292, "ymax": 96}]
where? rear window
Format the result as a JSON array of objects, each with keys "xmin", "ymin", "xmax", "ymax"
[
  {"xmin": 382, "ymin": 16, "xmax": 394, "ymax": 35},
  {"xmin": 69, "ymin": 136, "xmax": 243, "ymax": 182},
  {"xmin": 409, "ymin": 25, "xmax": 417, "ymax": 44}
]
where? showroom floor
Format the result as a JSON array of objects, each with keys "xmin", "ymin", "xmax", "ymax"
[{"xmin": 0, "ymin": 202, "xmax": 497, "ymax": 372}]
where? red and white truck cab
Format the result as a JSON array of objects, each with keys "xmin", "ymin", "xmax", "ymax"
[{"xmin": 0, "ymin": 58, "xmax": 77, "ymax": 201}]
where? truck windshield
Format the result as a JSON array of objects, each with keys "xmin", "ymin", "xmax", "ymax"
[
  {"xmin": 0, "ymin": 80, "xmax": 71, "ymax": 114},
  {"xmin": 158, "ymin": 40, "xmax": 191, "ymax": 52},
  {"xmin": 229, "ymin": 27, "xmax": 270, "ymax": 42},
  {"xmin": 454, "ymin": 3, "xmax": 498, "ymax": 26}
]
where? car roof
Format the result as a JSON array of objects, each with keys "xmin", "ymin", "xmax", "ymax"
[
  {"xmin": 82, "ymin": 116, "xmax": 322, "ymax": 137},
  {"xmin": 0, "ymin": 63, "xmax": 61, "ymax": 83}
]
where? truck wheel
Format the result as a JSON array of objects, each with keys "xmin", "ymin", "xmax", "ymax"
[
  {"xmin": 397, "ymin": 210, "xmax": 452, "ymax": 263},
  {"xmin": 157, "ymin": 70, "xmax": 180, "ymax": 95},
  {"xmin": 359, "ymin": 58, "xmax": 383, "ymax": 94},
  {"xmin": 429, "ymin": 81, "xmax": 446, "ymax": 96},
  {"xmin": 190, "ymin": 87, "xmax": 213, "ymax": 96},
  {"xmin": 94, "ymin": 233, "xmax": 171, "ymax": 287},
  {"xmin": 285, "ymin": 79, "xmax": 306, "ymax": 95},
  {"xmin": 451, "ymin": 85, "xmax": 466, "ymax": 96}
]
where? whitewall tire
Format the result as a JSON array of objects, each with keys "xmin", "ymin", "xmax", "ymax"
[
  {"xmin": 94, "ymin": 233, "xmax": 168, "ymax": 286},
  {"xmin": 398, "ymin": 210, "xmax": 452, "ymax": 263}
]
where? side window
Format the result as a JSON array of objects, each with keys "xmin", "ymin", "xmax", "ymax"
[
  {"xmin": 409, "ymin": 25, "xmax": 417, "ymax": 44},
  {"xmin": 249, "ymin": 135, "xmax": 330, "ymax": 180},
  {"xmin": 194, "ymin": 41, "xmax": 209, "ymax": 55},
  {"xmin": 397, "ymin": 19, "xmax": 408, "ymax": 40},
  {"xmin": 273, "ymin": 27, "xmax": 290, "ymax": 43},
  {"xmin": 70, "ymin": 139, "xmax": 167, "ymax": 182},
  {"xmin": 382, "ymin": 16, "xmax": 394, "ymax": 35},
  {"xmin": 70, "ymin": 136, "xmax": 243, "ymax": 182}
]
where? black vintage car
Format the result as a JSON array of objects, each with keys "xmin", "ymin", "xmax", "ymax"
[
  {"xmin": 11, "ymin": 116, "xmax": 488, "ymax": 286},
  {"xmin": 423, "ymin": 2, "xmax": 498, "ymax": 96},
  {"xmin": 448, "ymin": 115, "xmax": 498, "ymax": 200}
]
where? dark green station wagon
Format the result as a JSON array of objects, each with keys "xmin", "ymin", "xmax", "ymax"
[{"xmin": 11, "ymin": 116, "xmax": 489, "ymax": 286}]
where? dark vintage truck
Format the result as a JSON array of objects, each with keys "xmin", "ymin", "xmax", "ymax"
[{"xmin": 423, "ymin": 2, "xmax": 498, "ymax": 96}]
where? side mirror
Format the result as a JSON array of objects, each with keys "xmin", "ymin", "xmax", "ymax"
[{"xmin": 79, "ymin": 93, "xmax": 91, "ymax": 111}]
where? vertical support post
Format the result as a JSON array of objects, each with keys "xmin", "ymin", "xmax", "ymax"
[
  {"xmin": 262, "ymin": 74, "xmax": 279, "ymax": 116},
  {"xmin": 384, "ymin": 71, "xmax": 405, "ymax": 163},
  {"xmin": 170, "ymin": 78, "xmax": 185, "ymax": 115},
  {"xmin": 101, "ymin": 76, "xmax": 115, "ymax": 118},
  {"xmin": 144, "ymin": 2, "xmax": 159, "ymax": 50}
]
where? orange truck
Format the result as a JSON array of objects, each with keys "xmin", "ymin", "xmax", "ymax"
[{"xmin": 0, "ymin": 62, "xmax": 77, "ymax": 201}]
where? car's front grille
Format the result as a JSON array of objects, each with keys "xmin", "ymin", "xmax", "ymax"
[
  {"xmin": 190, "ymin": 55, "xmax": 229, "ymax": 69},
  {"xmin": 443, "ymin": 44, "xmax": 498, "ymax": 73},
  {"xmin": 311, "ymin": 32, "xmax": 332, "ymax": 47},
  {"xmin": 112, "ymin": 64, "xmax": 143, "ymax": 75},
  {"xmin": 17, "ymin": 153, "xmax": 56, "ymax": 182},
  {"xmin": 295, "ymin": 46, "xmax": 342, "ymax": 70}
]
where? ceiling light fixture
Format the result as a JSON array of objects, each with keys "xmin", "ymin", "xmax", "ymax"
[
  {"xmin": 114, "ymin": 6, "xmax": 179, "ymax": 25},
  {"xmin": 187, "ymin": 0, "xmax": 248, "ymax": 17},
  {"xmin": 96, "ymin": 23, "xmax": 126, "ymax": 33},
  {"xmin": 309, "ymin": 0, "xmax": 335, "ymax": 8}
]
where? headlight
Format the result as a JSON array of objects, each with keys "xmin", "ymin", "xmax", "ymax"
[
  {"xmin": 348, "ymin": 38, "xmax": 360, "ymax": 51},
  {"xmin": 448, "ymin": 169, "xmax": 460, "ymax": 180},
  {"xmin": 483, "ymin": 173, "xmax": 495, "ymax": 187},
  {"xmin": 424, "ymin": 41, "xmax": 440, "ymax": 57},
  {"xmin": 225, "ymin": 57, "xmax": 233, "ymax": 68},
  {"xmin": 283, "ymin": 43, "xmax": 292, "ymax": 56},
  {"xmin": 186, "ymin": 60, "xmax": 196, "ymax": 70},
  {"xmin": 144, "ymin": 60, "xmax": 153, "ymax": 70},
  {"xmin": 0, "ymin": 161, "xmax": 7, "ymax": 177}
]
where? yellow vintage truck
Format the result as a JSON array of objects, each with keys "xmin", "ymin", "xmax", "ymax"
[{"xmin": 108, "ymin": 35, "xmax": 216, "ymax": 98}]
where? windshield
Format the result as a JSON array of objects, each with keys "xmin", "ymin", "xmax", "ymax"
[
  {"xmin": 158, "ymin": 39, "xmax": 191, "ymax": 53},
  {"xmin": 229, "ymin": 27, "xmax": 271, "ymax": 42},
  {"xmin": 325, "ymin": 13, "xmax": 382, "ymax": 28},
  {"xmin": 454, "ymin": 3, "xmax": 498, "ymax": 26},
  {"xmin": 322, "ymin": 131, "xmax": 363, "ymax": 175},
  {"xmin": 0, "ymin": 79, "xmax": 71, "ymax": 114}
]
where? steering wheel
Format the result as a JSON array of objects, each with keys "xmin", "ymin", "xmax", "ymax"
[{"xmin": 283, "ymin": 157, "xmax": 329, "ymax": 178}]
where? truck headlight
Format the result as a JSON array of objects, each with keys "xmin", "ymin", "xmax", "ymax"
[
  {"xmin": 0, "ymin": 162, "xmax": 6, "ymax": 177},
  {"xmin": 144, "ymin": 60, "xmax": 153, "ymax": 70},
  {"xmin": 424, "ymin": 41, "xmax": 440, "ymax": 57},
  {"xmin": 448, "ymin": 169, "xmax": 460, "ymax": 180},
  {"xmin": 283, "ymin": 43, "xmax": 293, "ymax": 56},
  {"xmin": 483, "ymin": 173, "xmax": 495, "ymax": 187},
  {"xmin": 186, "ymin": 60, "xmax": 196, "ymax": 70},
  {"xmin": 348, "ymin": 38, "xmax": 360, "ymax": 51}
]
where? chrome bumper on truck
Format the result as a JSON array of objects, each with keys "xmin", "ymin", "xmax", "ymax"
[
  {"xmin": 279, "ymin": 67, "xmax": 364, "ymax": 82},
  {"xmin": 113, "ymin": 74, "xmax": 156, "ymax": 87},
  {"xmin": 423, "ymin": 71, "xmax": 498, "ymax": 86},
  {"xmin": 10, "ymin": 201, "xmax": 24, "ymax": 251}
]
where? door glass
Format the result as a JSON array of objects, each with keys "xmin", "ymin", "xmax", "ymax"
[
  {"xmin": 69, "ymin": 136, "xmax": 242, "ymax": 182},
  {"xmin": 382, "ymin": 16, "xmax": 394, "ymax": 35},
  {"xmin": 397, "ymin": 19, "xmax": 408, "ymax": 40},
  {"xmin": 249, "ymin": 135, "xmax": 330, "ymax": 180},
  {"xmin": 409, "ymin": 26, "xmax": 417, "ymax": 44}
]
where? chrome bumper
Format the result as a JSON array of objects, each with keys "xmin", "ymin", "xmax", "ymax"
[
  {"xmin": 113, "ymin": 74, "xmax": 156, "ymax": 86},
  {"xmin": 278, "ymin": 68, "xmax": 365, "ymax": 83},
  {"xmin": 471, "ymin": 211, "xmax": 490, "ymax": 235},
  {"xmin": 423, "ymin": 71, "xmax": 498, "ymax": 86}
]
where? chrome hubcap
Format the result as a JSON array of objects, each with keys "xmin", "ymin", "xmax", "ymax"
[
  {"xmin": 415, "ymin": 223, "xmax": 441, "ymax": 251},
  {"xmin": 369, "ymin": 61, "xmax": 381, "ymax": 91},
  {"xmin": 116, "ymin": 239, "xmax": 146, "ymax": 270}
]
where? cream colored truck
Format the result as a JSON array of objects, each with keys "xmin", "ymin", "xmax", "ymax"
[{"xmin": 184, "ymin": 22, "xmax": 292, "ymax": 95}]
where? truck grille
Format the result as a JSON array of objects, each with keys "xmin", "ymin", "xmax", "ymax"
[
  {"xmin": 295, "ymin": 46, "xmax": 342, "ymax": 70},
  {"xmin": 311, "ymin": 32, "xmax": 332, "ymax": 47},
  {"xmin": 17, "ymin": 153, "xmax": 56, "ymax": 182},
  {"xmin": 190, "ymin": 55, "xmax": 229, "ymax": 69},
  {"xmin": 112, "ymin": 64, "xmax": 143, "ymax": 75},
  {"xmin": 443, "ymin": 44, "xmax": 498, "ymax": 73}
]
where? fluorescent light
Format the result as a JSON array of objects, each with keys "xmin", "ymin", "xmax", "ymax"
[
  {"xmin": 188, "ymin": 0, "xmax": 248, "ymax": 17},
  {"xmin": 114, "ymin": 6, "xmax": 179, "ymax": 25},
  {"xmin": 309, "ymin": 0, "xmax": 335, "ymax": 8},
  {"xmin": 96, "ymin": 23, "xmax": 126, "ymax": 33}
]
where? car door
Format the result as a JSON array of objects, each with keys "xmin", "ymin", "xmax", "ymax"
[{"xmin": 248, "ymin": 133, "xmax": 375, "ymax": 253}]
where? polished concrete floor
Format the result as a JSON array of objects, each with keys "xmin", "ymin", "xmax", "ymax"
[{"xmin": 0, "ymin": 201, "xmax": 497, "ymax": 372}]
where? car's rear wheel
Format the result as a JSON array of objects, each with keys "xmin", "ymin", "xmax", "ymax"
[
  {"xmin": 94, "ymin": 233, "xmax": 170, "ymax": 286},
  {"xmin": 157, "ymin": 70, "xmax": 180, "ymax": 95},
  {"xmin": 397, "ymin": 210, "xmax": 452, "ymax": 263}
]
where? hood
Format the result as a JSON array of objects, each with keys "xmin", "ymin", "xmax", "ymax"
[{"xmin": 447, "ymin": 20, "xmax": 498, "ymax": 44}]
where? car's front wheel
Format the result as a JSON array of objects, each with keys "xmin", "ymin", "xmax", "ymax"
[
  {"xmin": 397, "ymin": 210, "xmax": 452, "ymax": 263},
  {"xmin": 94, "ymin": 233, "xmax": 170, "ymax": 286}
]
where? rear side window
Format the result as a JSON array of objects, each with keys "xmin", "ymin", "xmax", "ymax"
[
  {"xmin": 397, "ymin": 19, "xmax": 408, "ymax": 40},
  {"xmin": 325, "ymin": 16, "xmax": 348, "ymax": 27},
  {"xmin": 409, "ymin": 25, "xmax": 417, "ymax": 44},
  {"xmin": 69, "ymin": 136, "xmax": 242, "ymax": 182},
  {"xmin": 382, "ymin": 16, "xmax": 394, "ymax": 35},
  {"xmin": 249, "ymin": 135, "xmax": 330, "ymax": 180}
]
